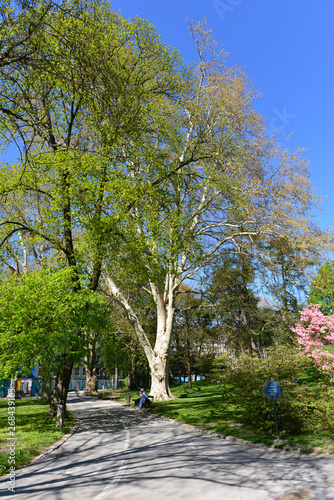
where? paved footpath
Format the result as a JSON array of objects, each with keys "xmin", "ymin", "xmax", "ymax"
[{"xmin": 1, "ymin": 393, "xmax": 334, "ymax": 500}]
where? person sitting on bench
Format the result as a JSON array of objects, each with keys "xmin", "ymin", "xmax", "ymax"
[{"xmin": 138, "ymin": 388, "xmax": 149, "ymax": 409}]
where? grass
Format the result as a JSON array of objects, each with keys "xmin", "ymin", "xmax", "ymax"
[
  {"xmin": 0, "ymin": 398, "xmax": 74, "ymax": 476},
  {"xmin": 146, "ymin": 380, "xmax": 334, "ymax": 455}
]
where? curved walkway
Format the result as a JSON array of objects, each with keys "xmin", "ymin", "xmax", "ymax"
[{"xmin": 1, "ymin": 393, "xmax": 334, "ymax": 499}]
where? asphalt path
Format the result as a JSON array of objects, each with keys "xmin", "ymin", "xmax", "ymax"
[{"xmin": 1, "ymin": 393, "xmax": 334, "ymax": 499}]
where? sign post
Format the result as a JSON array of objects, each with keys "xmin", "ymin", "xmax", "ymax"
[{"xmin": 263, "ymin": 380, "xmax": 283, "ymax": 440}]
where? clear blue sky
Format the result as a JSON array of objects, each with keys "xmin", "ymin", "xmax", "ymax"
[{"xmin": 112, "ymin": 0, "xmax": 334, "ymax": 232}]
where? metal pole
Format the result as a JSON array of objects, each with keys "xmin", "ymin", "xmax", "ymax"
[{"xmin": 273, "ymin": 399, "xmax": 279, "ymax": 440}]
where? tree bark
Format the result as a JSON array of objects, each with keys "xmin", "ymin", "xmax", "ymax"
[
  {"xmin": 114, "ymin": 365, "xmax": 119, "ymax": 389},
  {"xmin": 85, "ymin": 343, "xmax": 99, "ymax": 394},
  {"xmin": 41, "ymin": 373, "xmax": 52, "ymax": 401},
  {"xmin": 48, "ymin": 361, "xmax": 73, "ymax": 418}
]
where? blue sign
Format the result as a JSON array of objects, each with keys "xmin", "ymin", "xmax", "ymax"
[{"xmin": 263, "ymin": 381, "xmax": 283, "ymax": 399}]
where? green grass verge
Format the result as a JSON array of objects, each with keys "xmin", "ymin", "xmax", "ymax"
[
  {"xmin": 0, "ymin": 399, "xmax": 74, "ymax": 476},
  {"xmin": 146, "ymin": 380, "xmax": 334, "ymax": 455}
]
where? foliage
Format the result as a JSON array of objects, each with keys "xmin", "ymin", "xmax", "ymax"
[
  {"xmin": 309, "ymin": 261, "xmax": 334, "ymax": 315},
  {"xmin": 222, "ymin": 346, "xmax": 334, "ymax": 434},
  {"xmin": 210, "ymin": 353, "xmax": 229, "ymax": 381},
  {"xmin": 291, "ymin": 304, "xmax": 334, "ymax": 374},
  {"xmin": 0, "ymin": 267, "xmax": 110, "ymax": 379}
]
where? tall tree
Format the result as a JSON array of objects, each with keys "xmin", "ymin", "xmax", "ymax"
[
  {"xmin": 102, "ymin": 22, "xmax": 330, "ymax": 399},
  {"xmin": 171, "ymin": 286, "xmax": 217, "ymax": 387},
  {"xmin": 208, "ymin": 254, "xmax": 265, "ymax": 354},
  {"xmin": 0, "ymin": 0, "xmax": 187, "ymax": 409}
]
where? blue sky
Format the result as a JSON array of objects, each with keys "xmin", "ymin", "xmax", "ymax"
[{"xmin": 112, "ymin": 0, "xmax": 334, "ymax": 232}]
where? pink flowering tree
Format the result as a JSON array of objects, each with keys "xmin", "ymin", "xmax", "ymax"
[{"xmin": 291, "ymin": 304, "xmax": 334, "ymax": 374}]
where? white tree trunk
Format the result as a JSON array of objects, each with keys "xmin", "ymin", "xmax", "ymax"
[
  {"xmin": 104, "ymin": 273, "xmax": 176, "ymax": 400},
  {"xmin": 149, "ymin": 349, "xmax": 171, "ymax": 400},
  {"xmin": 148, "ymin": 301, "xmax": 175, "ymax": 400}
]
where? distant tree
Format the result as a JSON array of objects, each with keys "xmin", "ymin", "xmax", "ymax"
[
  {"xmin": 308, "ymin": 261, "xmax": 334, "ymax": 315},
  {"xmin": 170, "ymin": 285, "xmax": 217, "ymax": 388},
  {"xmin": 208, "ymin": 254, "xmax": 277, "ymax": 354}
]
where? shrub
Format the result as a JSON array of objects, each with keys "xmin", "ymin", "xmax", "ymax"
[
  {"xmin": 210, "ymin": 353, "xmax": 229, "ymax": 381},
  {"xmin": 222, "ymin": 345, "xmax": 334, "ymax": 434}
]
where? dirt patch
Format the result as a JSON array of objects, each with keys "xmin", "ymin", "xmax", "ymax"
[{"xmin": 275, "ymin": 488, "xmax": 310, "ymax": 500}]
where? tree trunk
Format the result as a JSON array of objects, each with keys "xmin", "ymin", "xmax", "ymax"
[
  {"xmin": 48, "ymin": 361, "xmax": 73, "ymax": 418},
  {"xmin": 187, "ymin": 363, "xmax": 192, "ymax": 389},
  {"xmin": 104, "ymin": 273, "xmax": 177, "ymax": 401},
  {"xmin": 128, "ymin": 337, "xmax": 137, "ymax": 390},
  {"xmin": 128, "ymin": 369, "xmax": 137, "ymax": 390},
  {"xmin": 114, "ymin": 365, "xmax": 119, "ymax": 389},
  {"xmin": 41, "ymin": 373, "xmax": 52, "ymax": 401},
  {"xmin": 85, "ymin": 342, "xmax": 99, "ymax": 394},
  {"xmin": 149, "ymin": 349, "xmax": 173, "ymax": 400},
  {"xmin": 186, "ymin": 322, "xmax": 192, "ymax": 389},
  {"xmin": 140, "ymin": 370, "xmax": 146, "ymax": 389},
  {"xmin": 85, "ymin": 364, "xmax": 98, "ymax": 394}
]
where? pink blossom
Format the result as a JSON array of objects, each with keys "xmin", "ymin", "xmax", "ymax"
[{"xmin": 291, "ymin": 304, "xmax": 334, "ymax": 375}]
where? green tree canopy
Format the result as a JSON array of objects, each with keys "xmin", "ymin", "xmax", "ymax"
[
  {"xmin": 0, "ymin": 267, "xmax": 109, "ymax": 380},
  {"xmin": 309, "ymin": 261, "xmax": 334, "ymax": 315}
]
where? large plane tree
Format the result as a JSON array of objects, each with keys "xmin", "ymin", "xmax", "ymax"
[{"xmin": 102, "ymin": 23, "xmax": 330, "ymax": 399}]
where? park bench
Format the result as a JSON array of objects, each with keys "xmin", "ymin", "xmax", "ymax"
[
  {"xmin": 133, "ymin": 395, "xmax": 154, "ymax": 408},
  {"xmin": 110, "ymin": 391, "xmax": 121, "ymax": 400}
]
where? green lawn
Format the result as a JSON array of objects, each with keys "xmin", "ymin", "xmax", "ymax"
[
  {"xmin": 94, "ymin": 382, "xmax": 334, "ymax": 453},
  {"xmin": 147, "ymin": 381, "xmax": 334, "ymax": 454},
  {"xmin": 0, "ymin": 399, "xmax": 74, "ymax": 476}
]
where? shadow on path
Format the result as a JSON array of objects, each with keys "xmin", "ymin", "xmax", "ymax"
[{"xmin": 0, "ymin": 393, "xmax": 334, "ymax": 500}]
